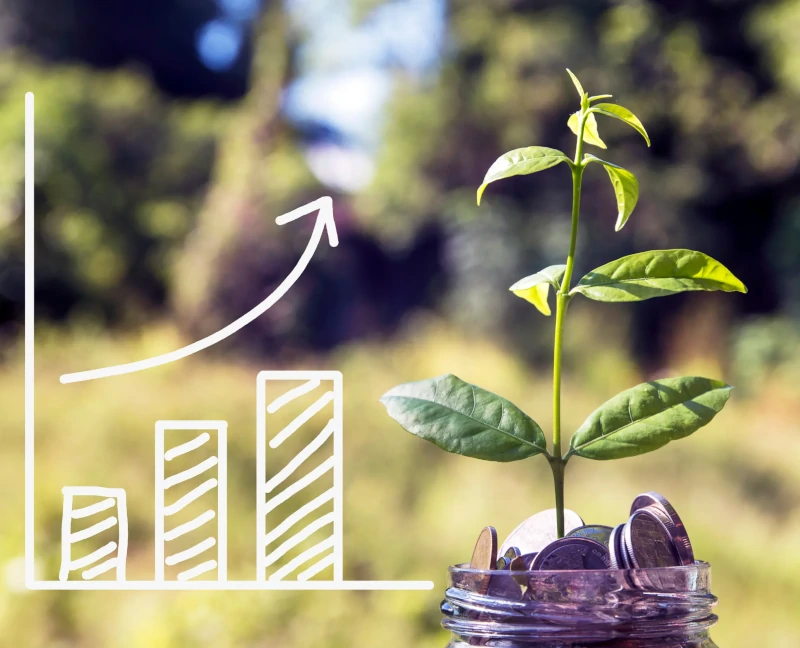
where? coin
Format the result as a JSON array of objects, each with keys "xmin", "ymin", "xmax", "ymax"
[
  {"xmin": 470, "ymin": 526, "xmax": 498, "ymax": 571},
  {"xmin": 531, "ymin": 537, "xmax": 612, "ymax": 571},
  {"xmin": 608, "ymin": 523, "xmax": 626, "ymax": 569},
  {"xmin": 566, "ymin": 524, "xmax": 613, "ymax": 546},
  {"xmin": 630, "ymin": 492, "xmax": 694, "ymax": 566},
  {"xmin": 496, "ymin": 546, "xmax": 521, "ymax": 569},
  {"xmin": 508, "ymin": 552, "xmax": 537, "ymax": 571},
  {"xmin": 623, "ymin": 507, "xmax": 682, "ymax": 569},
  {"xmin": 498, "ymin": 508, "xmax": 584, "ymax": 557}
]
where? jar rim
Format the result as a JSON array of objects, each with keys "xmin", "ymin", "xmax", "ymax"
[{"xmin": 449, "ymin": 559, "xmax": 710, "ymax": 577}]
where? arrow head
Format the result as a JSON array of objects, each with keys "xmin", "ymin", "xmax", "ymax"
[{"xmin": 275, "ymin": 196, "xmax": 339, "ymax": 247}]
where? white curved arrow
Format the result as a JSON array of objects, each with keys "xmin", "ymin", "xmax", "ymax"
[{"xmin": 60, "ymin": 197, "xmax": 339, "ymax": 384}]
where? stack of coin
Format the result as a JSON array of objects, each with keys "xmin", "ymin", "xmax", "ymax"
[{"xmin": 468, "ymin": 491, "xmax": 695, "ymax": 582}]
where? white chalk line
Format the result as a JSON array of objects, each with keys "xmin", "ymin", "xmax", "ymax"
[
  {"xmin": 29, "ymin": 580, "xmax": 436, "ymax": 591},
  {"xmin": 60, "ymin": 197, "xmax": 337, "ymax": 384},
  {"xmin": 62, "ymin": 486, "xmax": 125, "ymax": 497},
  {"xmin": 265, "ymin": 420, "xmax": 335, "ymax": 494},
  {"xmin": 165, "ymin": 432, "xmax": 211, "ymax": 461},
  {"xmin": 297, "ymin": 553, "xmax": 336, "ymax": 582},
  {"xmin": 267, "ymin": 379, "xmax": 321, "ymax": 414},
  {"xmin": 264, "ymin": 513, "xmax": 335, "ymax": 569},
  {"xmin": 164, "ymin": 510, "xmax": 216, "ymax": 542},
  {"xmin": 264, "ymin": 457, "xmax": 335, "ymax": 515},
  {"xmin": 24, "ymin": 93, "xmax": 34, "ymax": 587},
  {"xmin": 164, "ymin": 478, "xmax": 217, "ymax": 516},
  {"xmin": 178, "ymin": 560, "xmax": 218, "ymax": 581},
  {"xmin": 70, "ymin": 498, "xmax": 116, "ymax": 519},
  {"xmin": 69, "ymin": 516, "xmax": 117, "ymax": 543},
  {"xmin": 82, "ymin": 557, "xmax": 119, "ymax": 580},
  {"xmin": 262, "ymin": 488, "xmax": 334, "ymax": 548},
  {"xmin": 163, "ymin": 456, "xmax": 218, "ymax": 490},
  {"xmin": 69, "ymin": 541, "xmax": 117, "ymax": 571},
  {"xmin": 166, "ymin": 537, "xmax": 217, "ymax": 566},
  {"xmin": 269, "ymin": 391, "xmax": 334, "ymax": 449},
  {"xmin": 269, "ymin": 537, "xmax": 335, "ymax": 582}
]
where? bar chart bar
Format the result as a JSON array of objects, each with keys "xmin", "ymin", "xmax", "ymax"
[
  {"xmin": 155, "ymin": 421, "xmax": 227, "ymax": 583},
  {"xmin": 256, "ymin": 371, "xmax": 343, "ymax": 582},
  {"xmin": 59, "ymin": 486, "xmax": 128, "ymax": 581}
]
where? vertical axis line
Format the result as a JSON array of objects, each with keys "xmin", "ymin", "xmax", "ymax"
[
  {"xmin": 58, "ymin": 491, "xmax": 73, "ymax": 582},
  {"xmin": 332, "ymin": 372, "xmax": 344, "ymax": 582},
  {"xmin": 154, "ymin": 425, "xmax": 165, "ymax": 581},
  {"xmin": 256, "ymin": 374, "xmax": 266, "ymax": 581},
  {"xmin": 117, "ymin": 490, "xmax": 128, "ymax": 581},
  {"xmin": 217, "ymin": 423, "xmax": 227, "ymax": 581},
  {"xmin": 24, "ymin": 92, "xmax": 35, "ymax": 587}
]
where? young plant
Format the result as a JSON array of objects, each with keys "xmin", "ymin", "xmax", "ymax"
[{"xmin": 380, "ymin": 70, "xmax": 747, "ymax": 538}]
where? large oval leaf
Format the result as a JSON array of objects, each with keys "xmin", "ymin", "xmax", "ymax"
[
  {"xmin": 380, "ymin": 374, "xmax": 547, "ymax": 462},
  {"xmin": 571, "ymin": 249, "xmax": 748, "ymax": 302},
  {"xmin": 584, "ymin": 154, "xmax": 638, "ymax": 231},
  {"xmin": 568, "ymin": 377, "xmax": 732, "ymax": 460},
  {"xmin": 509, "ymin": 265, "xmax": 567, "ymax": 316},
  {"xmin": 591, "ymin": 103, "xmax": 650, "ymax": 147},
  {"xmin": 477, "ymin": 147, "xmax": 570, "ymax": 205},
  {"xmin": 568, "ymin": 113, "xmax": 606, "ymax": 149}
]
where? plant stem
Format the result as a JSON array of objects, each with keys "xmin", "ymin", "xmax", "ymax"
[{"xmin": 551, "ymin": 110, "xmax": 587, "ymax": 538}]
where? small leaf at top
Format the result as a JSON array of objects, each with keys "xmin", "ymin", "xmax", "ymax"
[
  {"xmin": 571, "ymin": 249, "xmax": 748, "ymax": 302},
  {"xmin": 589, "ymin": 94, "xmax": 613, "ymax": 102},
  {"xmin": 380, "ymin": 374, "xmax": 547, "ymax": 462},
  {"xmin": 568, "ymin": 112, "xmax": 606, "ymax": 149},
  {"xmin": 590, "ymin": 103, "xmax": 650, "ymax": 146},
  {"xmin": 568, "ymin": 376, "xmax": 732, "ymax": 460},
  {"xmin": 584, "ymin": 154, "xmax": 638, "ymax": 230},
  {"xmin": 477, "ymin": 147, "xmax": 570, "ymax": 205},
  {"xmin": 566, "ymin": 69, "xmax": 584, "ymax": 98},
  {"xmin": 509, "ymin": 265, "xmax": 567, "ymax": 316}
]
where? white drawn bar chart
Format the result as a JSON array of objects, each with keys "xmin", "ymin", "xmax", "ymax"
[
  {"xmin": 257, "ymin": 371, "xmax": 343, "ymax": 582},
  {"xmin": 25, "ymin": 92, "xmax": 432, "ymax": 591},
  {"xmin": 155, "ymin": 421, "xmax": 227, "ymax": 582},
  {"xmin": 59, "ymin": 487, "xmax": 128, "ymax": 581}
]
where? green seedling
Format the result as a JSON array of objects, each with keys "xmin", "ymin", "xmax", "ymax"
[{"xmin": 380, "ymin": 70, "xmax": 747, "ymax": 537}]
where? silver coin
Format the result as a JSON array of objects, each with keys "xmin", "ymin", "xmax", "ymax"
[
  {"xmin": 566, "ymin": 524, "xmax": 613, "ymax": 546},
  {"xmin": 630, "ymin": 492, "xmax": 694, "ymax": 566},
  {"xmin": 498, "ymin": 508, "xmax": 584, "ymax": 557},
  {"xmin": 608, "ymin": 523, "xmax": 626, "ymax": 569},
  {"xmin": 624, "ymin": 507, "xmax": 682, "ymax": 569},
  {"xmin": 496, "ymin": 546, "xmax": 521, "ymax": 569},
  {"xmin": 531, "ymin": 537, "xmax": 611, "ymax": 571}
]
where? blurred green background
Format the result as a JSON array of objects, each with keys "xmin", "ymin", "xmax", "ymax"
[{"xmin": 1, "ymin": 0, "xmax": 800, "ymax": 646}]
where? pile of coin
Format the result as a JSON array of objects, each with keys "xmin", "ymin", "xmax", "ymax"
[{"xmin": 469, "ymin": 492, "xmax": 695, "ymax": 578}]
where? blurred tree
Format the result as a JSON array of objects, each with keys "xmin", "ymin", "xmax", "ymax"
[
  {"xmin": 0, "ymin": 59, "xmax": 223, "ymax": 342},
  {"xmin": 0, "ymin": 0, "xmax": 252, "ymax": 98},
  {"xmin": 356, "ymin": 0, "xmax": 800, "ymax": 370}
]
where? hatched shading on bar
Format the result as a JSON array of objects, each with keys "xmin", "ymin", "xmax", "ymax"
[
  {"xmin": 155, "ymin": 421, "xmax": 227, "ymax": 582},
  {"xmin": 59, "ymin": 487, "xmax": 128, "ymax": 581},
  {"xmin": 257, "ymin": 371, "xmax": 343, "ymax": 582}
]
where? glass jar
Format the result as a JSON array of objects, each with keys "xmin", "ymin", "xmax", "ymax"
[{"xmin": 442, "ymin": 562, "xmax": 718, "ymax": 647}]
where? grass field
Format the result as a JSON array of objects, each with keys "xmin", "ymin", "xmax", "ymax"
[{"xmin": 1, "ymin": 320, "xmax": 799, "ymax": 647}]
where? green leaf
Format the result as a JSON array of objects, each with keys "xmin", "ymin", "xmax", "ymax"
[
  {"xmin": 588, "ymin": 94, "xmax": 613, "ymax": 102},
  {"xmin": 584, "ymin": 154, "xmax": 638, "ymax": 230},
  {"xmin": 566, "ymin": 68, "xmax": 584, "ymax": 98},
  {"xmin": 570, "ymin": 249, "xmax": 748, "ymax": 302},
  {"xmin": 477, "ymin": 147, "xmax": 571, "ymax": 205},
  {"xmin": 568, "ymin": 377, "xmax": 733, "ymax": 460},
  {"xmin": 568, "ymin": 112, "xmax": 606, "ymax": 149},
  {"xmin": 380, "ymin": 374, "xmax": 547, "ymax": 462},
  {"xmin": 509, "ymin": 265, "xmax": 567, "ymax": 316},
  {"xmin": 591, "ymin": 103, "xmax": 650, "ymax": 146}
]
